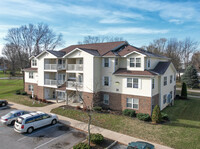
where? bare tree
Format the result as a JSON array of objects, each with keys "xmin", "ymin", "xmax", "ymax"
[
  {"xmin": 181, "ymin": 37, "xmax": 199, "ymax": 68},
  {"xmin": 2, "ymin": 43, "xmax": 20, "ymax": 76},
  {"xmin": 78, "ymin": 35, "xmax": 125, "ymax": 44},
  {"xmin": 191, "ymin": 52, "xmax": 200, "ymax": 71}
]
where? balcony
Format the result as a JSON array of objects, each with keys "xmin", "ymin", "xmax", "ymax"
[
  {"xmin": 44, "ymin": 79, "xmax": 65, "ymax": 86},
  {"xmin": 44, "ymin": 64, "xmax": 66, "ymax": 70},
  {"xmin": 67, "ymin": 81, "xmax": 83, "ymax": 88},
  {"xmin": 67, "ymin": 64, "xmax": 83, "ymax": 71}
]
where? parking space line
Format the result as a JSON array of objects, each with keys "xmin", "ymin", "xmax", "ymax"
[
  {"xmin": 34, "ymin": 131, "xmax": 71, "ymax": 149},
  {"xmin": 17, "ymin": 124, "xmax": 60, "ymax": 142}
]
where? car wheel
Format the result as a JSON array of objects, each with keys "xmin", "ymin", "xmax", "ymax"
[
  {"xmin": 11, "ymin": 120, "xmax": 15, "ymax": 126},
  {"xmin": 27, "ymin": 127, "xmax": 34, "ymax": 134},
  {"xmin": 2, "ymin": 103, "xmax": 6, "ymax": 107},
  {"xmin": 51, "ymin": 119, "xmax": 57, "ymax": 125}
]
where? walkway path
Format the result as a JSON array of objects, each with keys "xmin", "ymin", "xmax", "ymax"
[{"xmin": 9, "ymin": 102, "xmax": 173, "ymax": 149}]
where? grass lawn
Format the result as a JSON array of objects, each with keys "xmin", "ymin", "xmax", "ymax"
[
  {"xmin": 51, "ymin": 98, "xmax": 200, "ymax": 149},
  {"xmin": 0, "ymin": 70, "xmax": 23, "ymax": 78},
  {"xmin": 0, "ymin": 79, "xmax": 47, "ymax": 107}
]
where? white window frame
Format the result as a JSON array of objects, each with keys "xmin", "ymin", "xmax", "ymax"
[
  {"xmin": 130, "ymin": 58, "xmax": 135, "ymax": 67},
  {"xmin": 152, "ymin": 78, "xmax": 155, "ymax": 89},
  {"xmin": 127, "ymin": 78, "xmax": 139, "ymax": 88},
  {"xmin": 136, "ymin": 58, "xmax": 141, "ymax": 67},
  {"xmin": 103, "ymin": 76, "xmax": 110, "ymax": 86},
  {"xmin": 28, "ymin": 85, "xmax": 33, "ymax": 92},
  {"xmin": 103, "ymin": 58, "xmax": 109, "ymax": 67},
  {"xmin": 129, "ymin": 58, "xmax": 141, "ymax": 68},
  {"xmin": 126, "ymin": 98, "xmax": 139, "ymax": 110},
  {"xmin": 170, "ymin": 75, "xmax": 173, "ymax": 84},
  {"xmin": 164, "ymin": 76, "xmax": 167, "ymax": 86},
  {"xmin": 29, "ymin": 72, "xmax": 34, "ymax": 79},
  {"xmin": 103, "ymin": 94, "xmax": 109, "ymax": 105},
  {"xmin": 32, "ymin": 59, "xmax": 37, "ymax": 66}
]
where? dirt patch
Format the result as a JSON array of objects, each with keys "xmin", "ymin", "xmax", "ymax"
[
  {"xmin": 50, "ymin": 142, "xmax": 70, "ymax": 149},
  {"xmin": 72, "ymin": 132, "xmax": 86, "ymax": 138},
  {"xmin": 34, "ymin": 135, "xmax": 45, "ymax": 142},
  {"xmin": 57, "ymin": 125, "xmax": 70, "ymax": 131}
]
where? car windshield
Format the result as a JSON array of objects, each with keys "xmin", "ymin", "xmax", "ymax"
[
  {"xmin": 4, "ymin": 113, "xmax": 13, "ymax": 118},
  {"xmin": 16, "ymin": 117, "xmax": 24, "ymax": 124}
]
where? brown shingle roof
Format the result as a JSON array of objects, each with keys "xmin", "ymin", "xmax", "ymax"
[
  {"xmin": 60, "ymin": 41, "xmax": 126, "ymax": 56},
  {"xmin": 113, "ymin": 68, "xmax": 157, "ymax": 76},
  {"xmin": 23, "ymin": 68, "xmax": 38, "ymax": 71}
]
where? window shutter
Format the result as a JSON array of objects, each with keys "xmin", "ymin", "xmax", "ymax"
[
  {"xmin": 138, "ymin": 78, "xmax": 142, "ymax": 89},
  {"xmin": 102, "ymin": 76, "xmax": 104, "ymax": 86}
]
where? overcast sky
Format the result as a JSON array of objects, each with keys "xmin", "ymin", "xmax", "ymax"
[{"xmin": 0, "ymin": 0, "xmax": 200, "ymax": 56}]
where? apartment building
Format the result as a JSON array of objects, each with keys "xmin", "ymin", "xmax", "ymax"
[{"xmin": 24, "ymin": 41, "xmax": 176, "ymax": 115}]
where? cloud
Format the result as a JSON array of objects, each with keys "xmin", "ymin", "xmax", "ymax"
[
  {"xmin": 114, "ymin": 0, "xmax": 200, "ymax": 23},
  {"xmin": 169, "ymin": 19, "xmax": 183, "ymax": 25}
]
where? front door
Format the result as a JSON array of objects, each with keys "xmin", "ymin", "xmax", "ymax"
[{"xmin": 45, "ymin": 88, "xmax": 50, "ymax": 99}]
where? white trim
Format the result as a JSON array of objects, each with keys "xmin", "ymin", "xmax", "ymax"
[{"xmin": 123, "ymin": 51, "xmax": 146, "ymax": 57}]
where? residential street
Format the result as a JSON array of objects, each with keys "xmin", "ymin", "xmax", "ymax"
[{"xmin": 6, "ymin": 102, "xmax": 173, "ymax": 149}]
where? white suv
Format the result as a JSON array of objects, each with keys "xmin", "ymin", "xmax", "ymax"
[{"xmin": 14, "ymin": 111, "xmax": 58, "ymax": 134}]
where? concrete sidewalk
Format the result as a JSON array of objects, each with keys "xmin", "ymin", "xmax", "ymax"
[{"xmin": 9, "ymin": 102, "xmax": 173, "ymax": 149}]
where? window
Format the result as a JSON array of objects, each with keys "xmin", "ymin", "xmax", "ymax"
[
  {"xmin": 126, "ymin": 98, "xmax": 139, "ymax": 109},
  {"xmin": 174, "ymin": 74, "xmax": 176, "ymax": 81},
  {"xmin": 163, "ymin": 94, "xmax": 167, "ymax": 104},
  {"xmin": 136, "ymin": 58, "xmax": 141, "ymax": 67},
  {"xmin": 130, "ymin": 58, "xmax": 141, "ymax": 68},
  {"xmin": 104, "ymin": 58, "xmax": 109, "ymax": 67},
  {"xmin": 32, "ymin": 59, "xmax": 37, "ymax": 66},
  {"xmin": 152, "ymin": 78, "xmax": 155, "ymax": 89},
  {"xmin": 104, "ymin": 76, "xmax": 109, "ymax": 86},
  {"xmin": 25, "ymin": 117, "xmax": 35, "ymax": 124},
  {"xmin": 147, "ymin": 59, "xmax": 151, "ymax": 68},
  {"xmin": 170, "ymin": 91, "xmax": 173, "ymax": 99},
  {"xmin": 164, "ymin": 76, "xmax": 167, "ymax": 86},
  {"xmin": 115, "ymin": 58, "xmax": 118, "ymax": 65},
  {"xmin": 103, "ymin": 94, "xmax": 109, "ymax": 105},
  {"xmin": 127, "ymin": 78, "xmax": 139, "ymax": 88},
  {"xmin": 28, "ymin": 85, "xmax": 34, "ymax": 92},
  {"xmin": 29, "ymin": 72, "xmax": 33, "ymax": 79},
  {"xmin": 130, "ymin": 58, "xmax": 135, "ymax": 67},
  {"xmin": 170, "ymin": 75, "xmax": 173, "ymax": 83}
]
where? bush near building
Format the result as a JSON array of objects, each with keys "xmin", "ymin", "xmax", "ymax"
[{"xmin": 152, "ymin": 105, "xmax": 162, "ymax": 123}]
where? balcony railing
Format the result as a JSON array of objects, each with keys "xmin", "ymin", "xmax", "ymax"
[
  {"xmin": 44, "ymin": 64, "xmax": 66, "ymax": 70},
  {"xmin": 67, "ymin": 81, "xmax": 83, "ymax": 88},
  {"xmin": 67, "ymin": 64, "xmax": 83, "ymax": 71},
  {"xmin": 44, "ymin": 79, "xmax": 65, "ymax": 86}
]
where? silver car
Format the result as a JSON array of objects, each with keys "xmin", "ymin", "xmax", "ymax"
[{"xmin": 0, "ymin": 110, "xmax": 29, "ymax": 125}]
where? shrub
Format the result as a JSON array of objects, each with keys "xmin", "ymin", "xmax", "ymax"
[
  {"xmin": 76, "ymin": 106, "xmax": 81, "ymax": 110},
  {"xmin": 73, "ymin": 143, "xmax": 90, "ymax": 149},
  {"xmin": 90, "ymin": 133, "xmax": 104, "ymax": 145},
  {"xmin": 82, "ymin": 107, "xmax": 87, "ymax": 111},
  {"xmin": 16, "ymin": 90, "xmax": 21, "ymax": 95},
  {"xmin": 123, "ymin": 109, "xmax": 136, "ymax": 117},
  {"xmin": 21, "ymin": 91, "xmax": 27, "ymax": 95},
  {"xmin": 161, "ymin": 112, "xmax": 169, "ymax": 121},
  {"xmin": 93, "ymin": 106, "xmax": 102, "ymax": 112},
  {"xmin": 181, "ymin": 82, "xmax": 187, "ymax": 99},
  {"xmin": 29, "ymin": 95, "xmax": 32, "ymax": 99},
  {"xmin": 152, "ymin": 105, "xmax": 162, "ymax": 123},
  {"xmin": 137, "ymin": 113, "xmax": 151, "ymax": 121}
]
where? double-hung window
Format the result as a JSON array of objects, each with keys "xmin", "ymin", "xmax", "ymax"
[
  {"xmin": 147, "ymin": 59, "xmax": 151, "ymax": 68},
  {"xmin": 136, "ymin": 58, "xmax": 141, "ymax": 67},
  {"xmin": 104, "ymin": 58, "xmax": 109, "ymax": 67},
  {"xmin": 32, "ymin": 59, "xmax": 37, "ymax": 66},
  {"xmin": 115, "ymin": 58, "xmax": 118, "ymax": 65},
  {"xmin": 130, "ymin": 58, "xmax": 135, "ymax": 67},
  {"xmin": 127, "ymin": 78, "xmax": 138, "ymax": 88},
  {"xmin": 104, "ymin": 76, "xmax": 109, "ymax": 86},
  {"xmin": 164, "ymin": 76, "xmax": 167, "ymax": 86},
  {"xmin": 163, "ymin": 94, "xmax": 167, "ymax": 104},
  {"xmin": 29, "ymin": 72, "xmax": 33, "ymax": 79},
  {"xmin": 28, "ymin": 85, "xmax": 33, "ymax": 92},
  {"xmin": 126, "ymin": 98, "xmax": 139, "ymax": 109},
  {"xmin": 103, "ymin": 94, "xmax": 109, "ymax": 105},
  {"xmin": 170, "ymin": 75, "xmax": 173, "ymax": 84}
]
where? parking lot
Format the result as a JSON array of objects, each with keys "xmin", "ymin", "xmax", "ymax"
[{"xmin": 0, "ymin": 107, "xmax": 86, "ymax": 149}]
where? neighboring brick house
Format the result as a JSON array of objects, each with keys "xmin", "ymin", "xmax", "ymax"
[{"xmin": 24, "ymin": 41, "xmax": 176, "ymax": 115}]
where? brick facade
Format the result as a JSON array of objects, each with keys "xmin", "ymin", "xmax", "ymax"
[
  {"xmin": 100, "ymin": 92, "xmax": 155, "ymax": 115},
  {"xmin": 24, "ymin": 83, "xmax": 44, "ymax": 99}
]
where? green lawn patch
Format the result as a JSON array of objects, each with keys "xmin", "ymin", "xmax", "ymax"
[
  {"xmin": 0, "ymin": 79, "xmax": 47, "ymax": 107},
  {"xmin": 0, "ymin": 70, "xmax": 23, "ymax": 78},
  {"xmin": 51, "ymin": 98, "xmax": 200, "ymax": 149}
]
